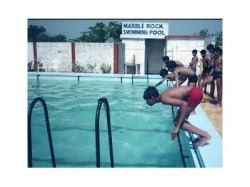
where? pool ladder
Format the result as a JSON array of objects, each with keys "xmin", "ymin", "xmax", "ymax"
[
  {"xmin": 171, "ymin": 104, "xmax": 205, "ymax": 168},
  {"xmin": 28, "ymin": 97, "xmax": 56, "ymax": 168},
  {"xmin": 95, "ymin": 97, "xmax": 114, "ymax": 167}
]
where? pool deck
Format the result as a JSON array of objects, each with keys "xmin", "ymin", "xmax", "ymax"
[{"xmin": 187, "ymin": 105, "xmax": 222, "ymax": 167}]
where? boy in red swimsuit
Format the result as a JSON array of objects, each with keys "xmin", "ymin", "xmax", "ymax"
[{"xmin": 143, "ymin": 86, "xmax": 211, "ymax": 147}]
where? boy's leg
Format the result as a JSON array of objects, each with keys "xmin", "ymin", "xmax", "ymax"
[
  {"xmin": 210, "ymin": 81, "xmax": 215, "ymax": 99},
  {"xmin": 197, "ymin": 75, "xmax": 201, "ymax": 88},
  {"xmin": 200, "ymin": 76, "xmax": 213, "ymax": 91},
  {"xmin": 174, "ymin": 106, "xmax": 211, "ymax": 146},
  {"xmin": 216, "ymin": 78, "xmax": 222, "ymax": 107},
  {"xmin": 204, "ymin": 84, "xmax": 208, "ymax": 94},
  {"xmin": 200, "ymin": 75, "xmax": 208, "ymax": 94}
]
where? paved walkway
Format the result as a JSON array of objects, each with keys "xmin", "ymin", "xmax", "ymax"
[{"xmin": 199, "ymin": 85, "xmax": 222, "ymax": 138}]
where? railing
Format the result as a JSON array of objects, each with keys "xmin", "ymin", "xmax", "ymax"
[
  {"xmin": 28, "ymin": 72, "xmax": 162, "ymax": 85},
  {"xmin": 28, "ymin": 97, "xmax": 56, "ymax": 168},
  {"xmin": 188, "ymin": 132, "xmax": 205, "ymax": 167},
  {"xmin": 95, "ymin": 97, "xmax": 114, "ymax": 168},
  {"xmin": 171, "ymin": 105, "xmax": 187, "ymax": 167},
  {"xmin": 170, "ymin": 80, "xmax": 205, "ymax": 168}
]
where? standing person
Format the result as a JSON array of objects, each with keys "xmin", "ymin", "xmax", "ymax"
[
  {"xmin": 143, "ymin": 86, "xmax": 211, "ymax": 147},
  {"xmin": 162, "ymin": 56, "xmax": 184, "ymax": 68},
  {"xmin": 166, "ymin": 60, "xmax": 198, "ymax": 87},
  {"xmin": 197, "ymin": 50, "xmax": 210, "ymax": 90},
  {"xmin": 200, "ymin": 47, "xmax": 223, "ymax": 107},
  {"xmin": 206, "ymin": 44, "xmax": 215, "ymax": 98},
  {"xmin": 188, "ymin": 49, "xmax": 199, "ymax": 73}
]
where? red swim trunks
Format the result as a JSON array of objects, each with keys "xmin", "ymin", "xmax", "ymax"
[{"xmin": 186, "ymin": 87, "xmax": 203, "ymax": 107}]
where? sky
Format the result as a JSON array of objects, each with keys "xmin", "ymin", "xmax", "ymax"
[{"xmin": 28, "ymin": 19, "xmax": 222, "ymax": 40}]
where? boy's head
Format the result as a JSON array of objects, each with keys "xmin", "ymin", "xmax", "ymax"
[
  {"xmin": 192, "ymin": 49, "xmax": 198, "ymax": 56},
  {"xmin": 214, "ymin": 46, "xmax": 222, "ymax": 56},
  {"xmin": 159, "ymin": 69, "xmax": 169, "ymax": 78},
  {"xmin": 143, "ymin": 86, "xmax": 160, "ymax": 106},
  {"xmin": 162, "ymin": 56, "xmax": 170, "ymax": 64},
  {"xmin": 200, "ymin": 49, "xmax": 206, "ymax": 57},
  {"xmin": 206, "ymin": 44, "xmax": 214, "ymax": 53},
  {"xmin": 166, "ymin": 60, "xmax": 177, "ymax": 72}
]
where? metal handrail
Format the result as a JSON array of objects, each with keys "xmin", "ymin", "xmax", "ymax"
[
  {"xmin": 29, "ymin": 73, "xmax": 162, "ymax": 83},
  {"xmin": 171, "ymin": 105, "xmax": 187, "ymax": 167},
  {"xmin": 95, "ymin": 97, "xmax": 114, "ymax": 168},
  {"xmin": 188, "ymin": 132, "xmax": 205, "ymax": 167},
  {"xmin": 169, "ymin": 81, "xmax": 205, "ymax": 168},
  {"xmin": 28, "ymin": 97, "xmax": 56, "ymax": 168}
]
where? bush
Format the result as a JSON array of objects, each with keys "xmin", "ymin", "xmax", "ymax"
[
  {"xmin": 74, "ymin": 62, "xmax": 97, "ymax": 73},
  {"xmin": 100, "ymin": 63, "xmax": 111, "ymax": 73}
]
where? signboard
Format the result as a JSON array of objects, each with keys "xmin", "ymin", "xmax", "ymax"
[{"xmin": 120, "ymin": 22, "xmax": 169, "ymax": 39}]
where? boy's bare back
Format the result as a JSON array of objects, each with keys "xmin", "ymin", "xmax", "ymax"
[{"xmin": 160, "ymin": 86, "xmax": 191, "ymax": 104}]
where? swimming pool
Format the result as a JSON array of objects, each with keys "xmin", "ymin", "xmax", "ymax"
[{"xmin": 28, "ymin": 77, "xmax": 195, "ymax": 167}]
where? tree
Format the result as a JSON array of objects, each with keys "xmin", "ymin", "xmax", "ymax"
[
  {"xmin": 195, "ymin": 29, "xmax": 223, "ymax": 47},
  {"xmin": 28, "ymin": 25, "xmax": 46, "ymax": 42},
  {"xmin": 214, "ymin": 31, "xmax": 222, "ymax": 47},
  {"xmin": 51, "ymin": 34, "xmax": 68, "ymax": 42},
  {"xmin": 106, "ymin": 21, "xmax": 122, "ymax": 42},
  {"xmin": 75, "ymin": 21, "xmax": 122, "ymax": 43},
  {"xmin": 195, "ymin": 28, "xmax": 210, "ymax": 37},
  {"xmin": 74, "ymin": 31, "xmax": 90, "ymax": 42},
  {"xmin": 90, "ymin": 22, "xmax": 107, "ymax": 42},
  {"xmin": 28, "ymin": 25, "xmax": 68, "ymax": 42}
]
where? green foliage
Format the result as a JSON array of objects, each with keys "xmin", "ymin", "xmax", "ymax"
[
  {"xmin": 28, "ymin": 61, "xmax": 34, "ymax": 71},
  {"xmin": 39, "ymin": 33, "xmax": 68, "ymax": 42},
  {"xmin": 27, "ymin": 59, "xmax": 45, "ymax": 71},
  {"xmin": 28, "ymin": 25, "xmax": 46, "ymax": 42},
  {"xmin": 28, "ymin": 25, "xmax": 68, "ymax": 42},
  {"xmin": 86, "ymin": 63, "xmax": 97, "ymax": 73},
  {"xmin": 195, "ymin": 28, "xmax": 223, "ymax": 47},
  {"xmin": 100, "ymin": 63, "xmax": 111, "ymax": 73},
  {"xmin": 196, "ymin": 28, "xmax": 210, "ymax": 36},
  {"xmin": 28, "ymin": 22, "xmax": 122, "ymax": 42},
  {"xmin": 74, "ymin": 62, "xmax": 97, "ymax": 73},
  {"xmin": 75, "ymin": 21, "xmax": 122, "ymax": 43},
  {"xmin": 75, "ymin": 62, "xmax": 85, "ymax": 72},
  {"xmin": 106, "ymin": 21, "xmax": 122, "ymax": 42},
  {"xmin": 215, "ymin": 31, "xmax": 222, "ymax": 47}
]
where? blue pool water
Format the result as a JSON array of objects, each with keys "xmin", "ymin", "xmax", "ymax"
[{"xmin": 28, "ymin": 79, "xmax": 195, "ymax": 167}]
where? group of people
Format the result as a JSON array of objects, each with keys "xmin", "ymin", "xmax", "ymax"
[{"xmin": 143, "ymin": 44, "xmax": 222, "ymax": 147}]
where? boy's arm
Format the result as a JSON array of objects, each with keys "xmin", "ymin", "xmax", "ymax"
[
  {"xmin": 154, "ymin": 78, "xmax": 166, "ymax": 88},
  {"xmin": 174, "ymin": 70, "xmax": 179, "ymax": 87},
  {"xmin": 190, "ymin": 56, "xmax": 198, "ymax": 66},
  {"xmin": 208, "ymin": 67, "xmax": 214, "ymax": 77},
  {"xmin": 193, "ymin": 56, "xmax": 199, "ymax": 66},
  {"xmin": 163, "ymin": 97, "xmax": 188, "ymax": 140}
]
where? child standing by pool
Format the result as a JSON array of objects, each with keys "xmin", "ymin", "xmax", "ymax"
[
  {"xmin": 188, "ymin": 49, "xmax": 199, "ymax": 73},
  {"xmin": 205, "ymin": 44, "xmax": 216, "ymax": 98},
  {"xmin": 197, "ymin": 49, "xmax": 210, "ymax": 90},
  {"xmin": 143, "ymin": 86, "xmax": 211, "ymax": 147},
  {"xmin": 200, "ymin": 47, "xmax": 223, "ymax": 107}
]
